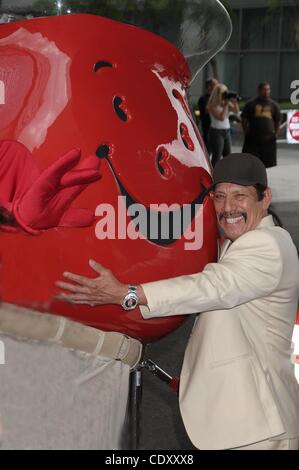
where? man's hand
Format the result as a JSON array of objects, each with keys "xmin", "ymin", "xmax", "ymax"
[{"xmin": 56, "ymin": 259, "xmax": 128, "ymax": 307}]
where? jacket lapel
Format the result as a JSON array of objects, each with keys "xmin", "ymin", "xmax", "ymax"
[
  {"xmin": 217, "ymin": 216, "xmax": 274, "ymax": 261},
  {"xmin": 218, "ymin": 239, "xmax": 232, "ymax": 261}
]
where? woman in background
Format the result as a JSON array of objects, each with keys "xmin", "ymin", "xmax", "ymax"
[{"xmin": 207, "ymin": 83, "xmax": 239, "ymax": 167}]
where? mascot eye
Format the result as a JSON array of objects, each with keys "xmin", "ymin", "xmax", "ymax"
[
  {"xmin": 93, "ymin": 61, "xmax": 113, "ymax": 72},
  {"xmin": 93, "ymin": 61, "xmax": 129, "ymax": 122},
  {"xmin": 113, "ymin": 96, "xmax": 128, "ymax": 122}
]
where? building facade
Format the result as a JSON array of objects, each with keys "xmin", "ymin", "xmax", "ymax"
[{"xmin": 200, "ymin": 0, "xmax": 299, "ymax": 102}]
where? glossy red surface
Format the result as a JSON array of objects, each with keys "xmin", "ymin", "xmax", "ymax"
[{"xmin": 0, "ymin": 14, "xmax": 217, "ymax": 343}]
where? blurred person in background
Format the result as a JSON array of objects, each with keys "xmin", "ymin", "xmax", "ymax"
[
  {"xmin": 207, "ymin": 83, "xmax": 239, "ymax": 167},
  {"xmin": 197, "ymin": 78, "xmax": 218, "ymax": 153},
  {"xmin": 242, "ymin": 82, "xmax": 281, "ymax": 168}
]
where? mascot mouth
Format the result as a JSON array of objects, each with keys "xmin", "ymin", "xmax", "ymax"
[{"xmin": 96, "ymin": 145, "xmax": 208, "ymax": 246}]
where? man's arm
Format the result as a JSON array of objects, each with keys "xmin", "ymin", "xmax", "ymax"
[
  {"xmin": 56, "ymin": 230, "xmax": 282, "ymax": 319},
  {"xmin": 241, "ymin": 103, "xmax": 250, "ymax": 134},
  {"xmin": 140, "ymin": 230, "xmax": 282, "ymax": 319}
]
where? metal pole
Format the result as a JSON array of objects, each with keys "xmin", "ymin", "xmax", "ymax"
[
  {"xmin": 128, "ymin": 367, "xmax": 143, "ymax": 450},
  {"xmin": 127, "ymin": 356, "xmax": 176, "ymax": 450}
]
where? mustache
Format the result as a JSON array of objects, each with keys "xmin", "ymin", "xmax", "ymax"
[{"xmin": 219, "ymin": 212, "xmax": 247, "ymax": 222}]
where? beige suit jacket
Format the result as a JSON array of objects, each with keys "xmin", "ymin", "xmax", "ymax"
[{"xmin": 140, "ymin": 216, "xmax": 299, "ymax": 449}]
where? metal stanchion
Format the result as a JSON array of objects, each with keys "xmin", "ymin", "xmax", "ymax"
[
  {"xmin": 128, "ymin": 356, "xmax": 179, "ymax": 449},
  {"xmin": 128, "ymin": 366, "xmax": 143, "ymax": 450}
]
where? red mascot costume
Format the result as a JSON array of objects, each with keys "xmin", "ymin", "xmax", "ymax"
[{"xmin": 0, "ymin": 2, "xmax": 231, "ymax": 450}]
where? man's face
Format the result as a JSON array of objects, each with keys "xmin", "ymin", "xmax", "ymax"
[
  {"xmin": 259, "ymin": 84, "xmax": 271, "ymax": 99},
  {"xmin": 207, "ymin": 79, "xmax": 218, "ymax": 95},
  {"xmin": 213, "ymin": 182, "xmax": 271, "ymax": 241}
]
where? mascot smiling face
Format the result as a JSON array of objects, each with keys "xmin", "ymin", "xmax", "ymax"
[{"xmin": 0, "ymin": 13, "xmax": 225, "ymax": 342}]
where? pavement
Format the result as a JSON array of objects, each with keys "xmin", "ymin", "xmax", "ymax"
[
  {"xmin": 138, "ymin": 140, "xmax": 299, "ymax": 450},
  {"xmin": 234, "ymin": 141, "xmax": 299, "ymax": 204}
]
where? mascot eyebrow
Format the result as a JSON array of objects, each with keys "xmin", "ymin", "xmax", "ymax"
[{"xmin": 93, "ymin": 60, "xmax": 128, "ymax": 122}]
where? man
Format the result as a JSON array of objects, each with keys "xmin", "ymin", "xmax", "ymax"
[
  {"xmin": 197, "ymin": 78, "xmax": 218, "ymax": 152},
  {"xmin": 57, "ymin": 153, "xmax": 299, "ymax": 450},
  {"xmin": 242, "ymin": 83, "xmax": 281, "ymax": 168}
]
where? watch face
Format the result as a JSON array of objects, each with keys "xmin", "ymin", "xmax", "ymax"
[
  {"xmin": 125, "ymin": 297, "xmax": 138, "ymax": 309},
  {"xmin": 123, "ymin": 292, "xmax": 138, "ymax": 310}
]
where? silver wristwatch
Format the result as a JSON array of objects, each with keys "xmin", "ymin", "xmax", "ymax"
[{"xmin": 121, "ymin": 285, "xmax": 139, "ymax": 311}]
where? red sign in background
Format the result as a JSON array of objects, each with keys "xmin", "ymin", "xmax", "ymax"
[{"xmin": 288, "ymin": 111, "xmax": 299, "ymax": 141}]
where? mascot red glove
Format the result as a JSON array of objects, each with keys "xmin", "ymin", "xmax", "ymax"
[{"xmin": 0, "ymin": 141, "xmax": 101, "ymax": 234}]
